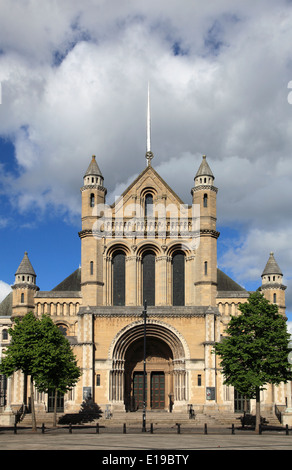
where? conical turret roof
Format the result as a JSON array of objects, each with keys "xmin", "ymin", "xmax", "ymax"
[
  {"xmin": 195, "ymin": 155, "xmax": 214, "ymax": 179},
  {"xmin": 261, "ymin": 252, "xmax": 282, "ymax": 276},
  {"xmin": 84, "ymin": 155, "xmax": 103, "ymax": 178},
  {"xmin": 15, "ymin": 252, "xmax": 36, "ymax": 276}
]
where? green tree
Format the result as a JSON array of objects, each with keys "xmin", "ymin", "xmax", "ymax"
[
  {"xmin": 0, "ymin": 312, "xmax": 40, "ymax": 430},
  {"xmin": 0, "ymin": 312, "xmax": 81, "ymax": 430},
  {"xmin": 33, "ymin": 314, "xmax": 81, "ymax": 426},
  {"xmin": 214, "ymin": 291, "xmax": 292, "ymax": 433}
]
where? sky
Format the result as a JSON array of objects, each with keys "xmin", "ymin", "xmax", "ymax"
[{"xmin": 0, "ymin": 0, "xmax": 292, "ymax": 331}]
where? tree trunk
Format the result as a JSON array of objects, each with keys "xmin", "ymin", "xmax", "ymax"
[
  {"xmin": 255, "ymin": 386, "xmax": 261, "ymax": 433},
  {"xmin": 30, "ymin": 375, "xmax": 37, "ymax": 432},
  {"xmin": 53, "ymin": 388, "xmax": 57, "ymax": 427},
  {"xmin": 23, "ymin": 373, "xmax": 28, "ymax": 411}
]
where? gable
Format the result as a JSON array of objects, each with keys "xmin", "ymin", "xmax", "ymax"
[{"xmin": 112, "ymin": 164, "xmax": 188, "ymax": 219}]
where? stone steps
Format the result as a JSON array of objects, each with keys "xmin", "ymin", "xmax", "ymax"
[{"xmin": 19, "ymin": 409, "xmax": 281, "ymax": 428}]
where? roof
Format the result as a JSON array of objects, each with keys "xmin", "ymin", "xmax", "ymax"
[
  {"xmin": 15, "ymin": 252, "xmax": 36, "ymax": 276},
  {"xmin": 51, "ymin": 268, "xmax": 81, "ymax": 291},
  {"xmin": 0, "ymin": 267, "xmax": 249, "ymax": 317},
  {"xmin": 195, "ymin": 155, "xmax": 214, "ymax": 179},
  {"xmin": 50, "ymin": 267, "xmax": 247, "ymax": 296},
  {"xmin": 261, "ymin": 252, "xmax": 283, "ymax": 276},
  {"xmin": 0, "ymin": 291, "xmax": 12, "ymax": 317},
  {"xmin": 217, "ymin": 269, "xmax": 248, "ymax": 295},
  {"xmin": 84, "ymin": 155, "xmax": 103, "ymax": 178}
]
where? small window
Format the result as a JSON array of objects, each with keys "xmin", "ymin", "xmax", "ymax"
[
  {"xmin": 58, "ymin": 324, "xmax": 68, "ymax": 336},
  {"xmin": 145, "ymin": 193, "xmax": 153, "ymax": 217},
  {"xmin": 204, "ymin": 261, "xmax": 208, "ymax": 275},
  {"xmin": 203, "ymin": 193, "xmax": 208, "ymax": 208},
  {"xmin": 90, "ymin": 261, "xmax": 94, "ymax": 275},
  {"xmin": 198, "ymin": 374, "xmax": 202, "ymax": 386},
  {"xmin": 2, "ymin": 329, "xmax": 8, "ymax": 341},
  {"xmin": 96, "ymin": 374, "xmax": 101, "ymax": 386},
  {"xmin": 273, "ymin": 293, "xmax": 277, "ymax": 303},
  {"xmin": 21, "ymin": 293, "xmax": 24, "ymax": 303},
  {"xmin": 90, "ymin": 193, "xmax": 95, "ymax": 208}
]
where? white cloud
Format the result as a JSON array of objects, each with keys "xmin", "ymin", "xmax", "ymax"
[
  {"xmin": 0, "ymin": 280, "xmax": 12, "ymax": 303},
  {"xmin": 0, "ymin": 1, "xmax": 292, "ymax": 308}
]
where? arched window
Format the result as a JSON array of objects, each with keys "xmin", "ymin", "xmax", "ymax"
[
  {"xmin": 145, "ymin": 193, "xmax": 153, "ymax": 217},
  {"xmin": 2, "ymin": 329, "xmax": 8, "ymax": 341},
  {"xmin": 273, "ymin": 293, "xmax": 277, "ymax": 303},
  {"xmin": 90, "ymin": 193, "xmax": 95, "ymax": 208},
  {"xmin": 21, "ymin": 293, "xmax": 24, "ymax": 303},
  {"xmin": 172, "ymin": 251, "xmax": 185, "ymax": 306},
  {"xmin": 203, "ymin": 193, "xmax": 208, "ymax": 208},
  {"xmin": 57, "ymin": 324, "xmax": 68, "ymax": 336},
  {"xmin": 142, "ymin": 251, "xmax": 155, "ymax": 305},
  {"xmin": 112, "ymin": 251, "xmax": 126, "ymax": 306}
]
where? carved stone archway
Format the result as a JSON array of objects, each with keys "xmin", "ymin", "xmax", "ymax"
[{"xmin": 109, "ymin": 320, "xmax": 189, "ymax": 411}]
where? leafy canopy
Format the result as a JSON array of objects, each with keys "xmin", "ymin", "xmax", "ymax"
[
  {"xmin": 214, "ymin": 291, "xmax": 292, "ymax": 398},
  {"xmin": 0, "ymin": 312, "xmax": 81, "ymax": 394}
]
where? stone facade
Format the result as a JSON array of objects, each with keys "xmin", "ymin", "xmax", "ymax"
[{"xmin": 0, "ymin": 153, "xmax": 291, "ymax": 423}]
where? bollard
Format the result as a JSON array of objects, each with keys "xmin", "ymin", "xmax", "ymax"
[
  {"xmin": 69, "ymin": 423, "xmax": 72, "ymax": 434},
  {"xmin": 286, "ymin": 424, "xmax": 289, "ymax": 435},
  {"xmin": 231, "ymin": 424, "xmax": 235, "ymax": 435},
  {"xmin": 123, "ymin": 423, "xmax": 126, "ymax": 434},
  {"xmin": 42, "ymin": 423, "xmax": 45, "ymax": 434},
  {"xmin": 204, "ymin": 423, "xmax": 207, "ymax": 435},
  {"xmin": 177, "ymin": 423, "xmax": 181, "ymax": 434},
  {"xmin": 150, "ymin": 423, "xmax": 153, "ymax": 434},
  {"xmin": 96, "ymin": 422, "xmax": 99, "ymax": 434}
]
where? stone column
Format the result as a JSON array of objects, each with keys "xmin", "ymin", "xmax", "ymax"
[{"xmin": 126, "ymin": 255, "xmax": 138, "ymax": 305}]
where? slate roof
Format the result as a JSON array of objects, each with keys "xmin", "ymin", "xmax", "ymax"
[
  {"xmin": 84, "ymin": 155, "xmax": 103, "ymax": 178},
  {"xmin": 0, "ymin": 291, "xmax": 12, "ymax": 317},
  {"xmin": 216, "ymin": 269, "xmax": 248, "ymax": 297},
  {"xmin": 195, "ymin": 155, "xmax": 214, "ymax": 178},
  {"xmin": 51, "ymin": 268, "xmax": 81, "ymax": 291},
  {"xmin": 0, "ymin": 265, "xmax": 250, "ymax": 318},
  {"xmin": 15, "ymin": 252, "xmax": 36, "ymax": 276},
  {"xmin": 261, "ymin": 252, "xmax": 282, "ymax": 276}
]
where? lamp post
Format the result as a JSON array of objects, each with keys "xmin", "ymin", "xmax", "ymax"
[{"xmin": 142, "ymin": 300, "xmax": 147, "ymax": 432}]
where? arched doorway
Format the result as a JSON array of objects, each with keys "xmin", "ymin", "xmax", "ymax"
[
  {"xmin": 109, "ymin": 320, "xmax": 188, "ymax": 412},
  {"xmin": 124, "ymin": 337, "xmax": 173, "ymax": 411}
]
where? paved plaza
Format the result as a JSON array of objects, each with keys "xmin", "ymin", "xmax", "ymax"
[{"xmin": 0, "ymin": 427, "xmax": 291, "ymax": 452}]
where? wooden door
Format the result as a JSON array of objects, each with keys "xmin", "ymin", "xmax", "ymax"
[{"xmin": 151, "ymin": 372, "xmax": 165, "ymax": 409}]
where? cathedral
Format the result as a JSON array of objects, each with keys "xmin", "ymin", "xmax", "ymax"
[{"xmin": 0, "ymin": 138, "xmax": 291, "ymax": 424}]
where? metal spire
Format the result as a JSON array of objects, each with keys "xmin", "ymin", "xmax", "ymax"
[{"xmin": 146, "ymin": 82, "xmax": 154, "ymax": 166}]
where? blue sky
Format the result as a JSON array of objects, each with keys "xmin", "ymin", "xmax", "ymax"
[{"xmin": 0, "ymin": 1, "xmax": 292, "ymax": 328}]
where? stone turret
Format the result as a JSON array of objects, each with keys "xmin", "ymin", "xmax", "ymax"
[
  {"xmin": 261, "ymin": 252, "xmax": 286, "ymax": 315},
  {"xmin": 191, "ymin": 155, "xmax": 219, "ymax": 306},
  {"xmin": 80, "ymin": 155, "xmax": 107, "ymax": 307},
  {"xmin": 12, "ymin": 252, "xmax": 39, "ymax": 317}
]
